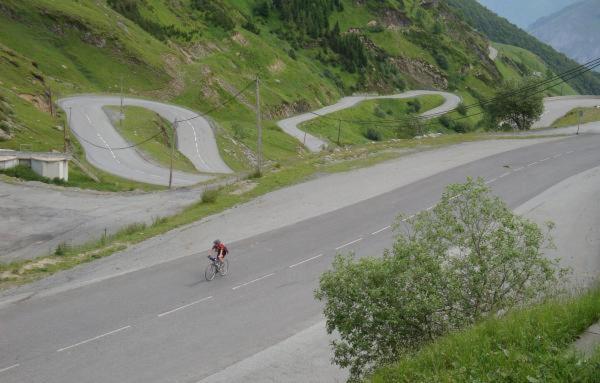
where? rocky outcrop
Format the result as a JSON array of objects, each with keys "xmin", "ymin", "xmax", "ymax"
[
  {"xmin": 265, "ymin": 99, "xmax": 311, "ymax": 120},
  {"xmin": 390, "ymin": 57, "xmax": 448, "ymax": 89}
]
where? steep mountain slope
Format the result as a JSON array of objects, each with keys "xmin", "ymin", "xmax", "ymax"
[
  {"xmin": 0, "ymin": 0, "xmax": 577, "ymax": 181},
  {"xmin": 448, "ymin": 0, "xmax": 600, "ymax": 95},
  {"xmin": 529, "ymin": 0, "xmax": 600, "ymax": 68},
  {"xmin": 476, "ymin": 0, "xmax": 579, "ymax": 29}
]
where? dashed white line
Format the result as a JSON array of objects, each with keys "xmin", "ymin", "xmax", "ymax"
[
  {"xmin": 186, "ymin": 121, "xmax": 210, "ymax": 170},
  {"xmin": 401, "ymin": 214, "xmax": 415, "ymax": 222},
  {"xmin": 485, "ymin": 178, "xmax": 497, "ymax": 185},
  {"xmin": 566, "ymin": 150, "xmax": 575, "ymax": 154},
  {"xmin": 499, "ymin": 172, "xmax": 510, "ymax": 179},
  {"xmin": 539, "ymin": 157, "xmax": 551, "ymax": 162},
  {"xmin": 552, "ymin": 154, "xmax": 562, "ymax": 159},
  {"xmin": 96, "ymin": 133, "xmax": 120, "ymax": 164},
  {"xmin": 158, "ymin": 296, "xmax": 213, "ymax": 317},
  {"xmin": 513, "ymin": 167, "xmax": 524, "ymax": 172},
  {"xmin": 371, "ymin": 226, "xmax": 391, "ymax": 235},
  {"xmin": 0, "ymin": 364, "xmax": 19, "ymax": 374},
  {"xmin": 57, "ymin": 325, "xmax": 131, "ymax": 352},
  {"xmin": 527, "ymin": 161, "xmax": 539, "ymax": 167},
  {"xmin": 232, "ymin": 273, "xmax": 275, "ymax": 290},
  {"xmin": 84, "ymin": 113, "xmax": 92, "ymax": 125},
  {"xmin": 425, "ymin": 205, "xmax": 435, "ymax": 211},
  {"xmin": 289, "ymin": 254, "xmax": 324, "ymax": 268},
  {"xmin": 335, "ymin": 238, "xmax": 363, "ymax": 250}
]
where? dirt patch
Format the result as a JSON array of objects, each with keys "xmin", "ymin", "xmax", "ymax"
[
  {"xmin": 390, "ymin": 57, "xmax": 448, "ymax": 89},
  {"xmin": 268, "ymin": 59, "xmax": 285, "ymax": 74},
  {"xmin": 230, "ymin": 180, "xmax": 258, "ymax": 195},
  {"xmin": 19, "ymin": 257, "xmax": 60, "ymax": 273},
  {"xmin": 18, "ymin": 93, "xmax": 51, "ymax": 113},
  {"xmin": 231, "ymin": 32, "xmax": 248, "ymax": 46}
]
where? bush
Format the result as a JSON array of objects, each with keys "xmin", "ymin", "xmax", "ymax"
[
  {"xmin": 373, "ymin": 106, "xmax": 386, "ymax": 119},
  {"xmin": 242, "ymin": 20, "xmax": 260, "ymax": 35},
  {"xmin": 54, "ymin": 242, "xmax": 70, "ymax": 256},
  {"xmin": 364, "ymin": 127, "xmax": 382, "ymax": 141},
  {"xmin": 316, "ymin": 178, "xmax": 566, "ymax": 381},
  {"xmin": 439, "ymin": 115, "xmax": 452, "ymax": 128},
  {"xmin": 407, "ymin": 99, "xmax": 422, "ymax": 114},
  {"xmin": 456, "ymin": 102, "xmax": 467, "ymax": 116},
  {"xmin": 453, "ymin": 120, "xmax": 471, "ymax": 133},
  {"xmin": 119, "ymin": 222, "xmax": 147, "ymax": 236},
  {"xmin": 434, "ymin": 52, "xmax": 450, "ymax": 70},
  {"xmin": 201, "ymin": 188, "xmax": 219, "ymax": 203},
  {"xmin": 232, "ymin": 123, "xmax": 248, "ymax": 140}
]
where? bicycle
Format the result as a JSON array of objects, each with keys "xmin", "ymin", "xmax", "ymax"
[{"xmin": 205, "ymin": 255, "xmax": 229, "ymax": 281}]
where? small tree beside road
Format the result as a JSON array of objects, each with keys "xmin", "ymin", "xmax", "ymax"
[
  {"xmin": 486, "ymin": 79, "xmax": 544, "ymax": 130},
  {"xmin": 315, "ymin": 178, "xmax": 566, "ymax": 382}
]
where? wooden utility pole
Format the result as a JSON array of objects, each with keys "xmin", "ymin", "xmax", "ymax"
[
  {"xmin": 255, "ymin": 75, "xmax": 262, "ymax": 175},
  {"xmin": 120, "ymin": 75, "xmax": 124, "ymax": 130},
  {"xmin": 337, "ymin": 119, "xmax": 342, "ymax": 146},
  {"xmin": 169, "ymin": 119, "xmax": 177, "ymax": 189}
]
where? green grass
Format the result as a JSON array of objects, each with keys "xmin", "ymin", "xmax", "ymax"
[
  {"xmin": 370, "ymin": 288, "xmax": 600, "ymax": 383},
  {"xmin": 108, "ymin": 105, "xmax": 198, "ymax": 173},
  {"xmin": 300, "ymin": 95, "xmax": 446, "ymax": 146},
  {"xmin": 552, "ymin": 107, "xmax": 600, "ymax": 128}
]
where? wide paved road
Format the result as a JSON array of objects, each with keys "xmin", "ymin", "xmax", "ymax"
[
  {"xmin": 1, "ymin": 134, "xmax": 599, "ymax": 382},
  {"xmin": 58, "ymin": 96, "xmax": 232, "ymax": 186}
]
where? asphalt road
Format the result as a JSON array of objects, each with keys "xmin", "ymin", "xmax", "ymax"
[
  {"xmin": 1, "ymin": 134, "xmax": 599, "ymax": 383},
  {"xmin": 58, "ymin": 96, "xmax": 232, "ymax": 186},
  {"xmin": 533, "ymin": 95, "xmax": 600, "ymax": 128},
  {"xmin": 277, "ymin": 91, "xmax": 461, "ymax": 151}
]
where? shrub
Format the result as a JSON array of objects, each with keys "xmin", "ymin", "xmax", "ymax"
[
  {"xmin": 232, "ymin": 123, "xmax": 248, "ymax": 140},
  {"xmin": 364, "ymin": 127, "xmax": 382, "ymax": 141},
  {"xmin": 316, "ymin": 178, "xmax": 566, "ymax": 381},
  {"xmin": 456, "ymin": 102, "xmax": 467, "ymax": 116},
  {"xmin": 54, "ymin": 242, "xmax": 70, "ymax": 256},
  {"xmin": 242, "ymin": 20, "xmax": 260, "ymax": 35},
  {"xmin": 119, "ymin": 222, "xmax": 147, "ymax": 236},
  {"xmin": 201, "ymin": 188, "xmax": 219, "ymax": 203},
  {"xmin": 407, "ymin": 99, "xmax": 422, "ymax": 114}
]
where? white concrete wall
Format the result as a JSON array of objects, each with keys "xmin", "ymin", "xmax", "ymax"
[
  {"xmin": 0, "ymin": 159, "xmax": 18, "ymax": 170},
  {"xmin": 30, "ymin": 159, "xmax": 69, "ymax": 181}
]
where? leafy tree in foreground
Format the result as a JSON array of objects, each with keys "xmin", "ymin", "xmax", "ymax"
[
  {"xmin": 315, "ymin": 178, "xmax": 566, "ymax": 382},
  {"xmin": 486, "ymin": 79, "xmax": 544, "ymax": 130}
]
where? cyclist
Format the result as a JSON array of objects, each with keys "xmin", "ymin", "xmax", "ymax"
[{"xmin": 209, "ymin": 239, "xmax": 228, "ymax": 264}]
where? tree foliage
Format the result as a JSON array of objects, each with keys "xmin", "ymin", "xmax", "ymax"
[
  {"xmin": 315, "ymin": 178, "xmax": 565, "ymax": 382},
  {"xmin": 486, "ymin": 79, "xmax": 544, "ymax": 130}
]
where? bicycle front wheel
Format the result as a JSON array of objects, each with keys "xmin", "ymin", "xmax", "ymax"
[
  {"xmin": 218, "ymin": 259, "xmax": 229, "ymax": 276},
  {"xmin": 205, "ymin": 263, "xmax": 217, "ymax": 281}
]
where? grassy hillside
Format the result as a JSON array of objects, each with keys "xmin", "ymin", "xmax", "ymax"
[
  {"xmin": 447, "ymin": 0, "xmax": 600, "ymax": 95},
  {"xmin": 0, "ymin": 0, "xmax": 574, "ymax": 187}
]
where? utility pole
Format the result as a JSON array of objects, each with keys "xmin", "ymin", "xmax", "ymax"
[
  {"xmin": 337, "ymin": 119, "xmax": 342, "ymax": 146},
  {"xmin": 255, "ymin": 74, "xmax": 262, "ymax": 175},
  {"xmin": 169, "ymin": 119, "xmax": 177, "ymax": 189},
  {"xmin": 120, "ymin": 75, "xmax": 124, "ymax": 130},
  {"xmin": 577, "ymin": 109, "xmax": 583, "ymax": 135},
  {"xmin": 64, "ymin": 106, "xmax": 72, "ymax": 153}
]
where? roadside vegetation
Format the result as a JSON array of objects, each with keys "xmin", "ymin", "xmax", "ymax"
[
  {"xmin": 316, "ymin": 178, "xmax": 568, "ymax": 381},
  {"xmin": 300, "ymin": 95, "xmax": 445, "ymax": 145},
  {"xmin": 370, "ymin": 288, "xmax": 600, "ymax": 382},
  {"xmin": 552, "ymin": 107, "xmax": 600, "ymax": 128},
  {"xmin": 107, "ymin": 105, "xmax": 198, "ymax": 173}
]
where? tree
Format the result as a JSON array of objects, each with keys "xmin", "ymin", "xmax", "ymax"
[
  {"xmin": 315, "ymin": 178, "xmax": 565, "ymax": 382},
  {"xmin": 485, "ymin": 78, "xmax": 544, "ymax": 130}
]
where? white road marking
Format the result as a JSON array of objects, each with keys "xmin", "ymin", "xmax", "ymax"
[
  {"xmin": 539, "ymin": 157, "xmax": 551, "ymax": 162},
  {"xmin": 527, "ymin": 161, "xmax": 539, "ymax": 167},
  {"xmin": 0, "ymin": 364, "xmax": 19, "ymax": 374},
  {"xmin": 371, "ymin": 226, "xmax": 391, "ymax": 235},
  {"xmin": 84, "ymin": 113, "xmax": 92, "ymax": 125},
  {"xmin": 513, "ymin": 167, "xmax": 524, "ymax": 172},
  {"xmin": 566, "ymin": 150, "xmax": 575, "ymax": 154},
  {"xmin": 187, "ymin": 121, "xmax": 210, "ymax": 170},
  {"xmin": 57, "ymin": 325, "xmax": 131, "ymax": 352},
  {"xmin": 553, "ymin": 154, "xmax": 562, "ymax": 159},
  {"xmin": 289, "ymin": 254, "xmax": 324, "ymax": 268},
  {"xmin": 96, "ymin": 133, "xmax": 120, "ymax": 164},
  {"xmin": 158, "ymin": 296, "xmax": 212, "ymax": 317},
  {"xmin": 335, "ymin": 238, "xmax": 363, "ymax": 250},
  {"xmin": 232, "ymin": 273, "xmax": 275, "ymax": 290},
  {"xmin": 499, "ymin": 172, "xmax": 510, "ymax": 178},
  {"xmin": 485, "ymin": 178, "xmax": 497, "ymax": 184},
  {"xmin": 402, "ymin": 214, "xmax": 416, "ymax": 222},
  {"xmin": 425, "ymin": 205, "xmax": 435, "ymax": 211}
]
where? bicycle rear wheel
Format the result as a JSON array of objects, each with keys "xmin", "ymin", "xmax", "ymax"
[
  {"xmin": 218, "ymin": 259, "xmax": 229, "ymax": 276},
  {"xmin": 205, "ymin": 263, "xmax": 217, "ymax": 281}
]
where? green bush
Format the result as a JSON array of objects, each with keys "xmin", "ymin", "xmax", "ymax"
[
  {"xmin": 54, "ymin": 242, "xmax": 70, "ymax": 256},
  {"xmin": 201, "ymin": 188, "xmax": 219, "ymax": 203},
  {"xmin": 364, "ymin": 127, "xmax": 382, "ymax": 141}
]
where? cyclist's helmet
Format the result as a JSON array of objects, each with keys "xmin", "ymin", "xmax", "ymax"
[{"xmin": 213, "ymin": 239, "xmax": 221, "ymax": 245}]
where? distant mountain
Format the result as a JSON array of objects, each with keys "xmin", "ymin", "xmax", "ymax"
[
  {"xmin": 448, "ymin": 0, "xmax": 600, "ymax": 94},
  {"xmin": 529, "ymin": 0, "xmax": 600, "ymax": 68},
  {"xmin": 477, "ymin": 0, "xmax": 579, "ymax": 29}
]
